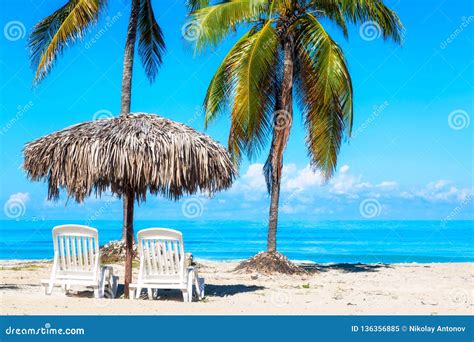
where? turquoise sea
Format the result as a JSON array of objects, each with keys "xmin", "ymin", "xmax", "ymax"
[{"xmin": 0, "ymin": 220, "xmax": 472, "ymax": 263}]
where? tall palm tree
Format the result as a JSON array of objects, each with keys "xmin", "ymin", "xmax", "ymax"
[
  {"xmin": 191, "ymin": 0, "xmax": 403, "ymax": 269},
  {"xmin": 29, "ymin": 0, "xmax": 165, "ymax": 296}
]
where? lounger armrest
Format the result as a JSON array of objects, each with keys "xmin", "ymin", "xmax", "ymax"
[{"xmin": 100, "ymin": 265, "xmax": 114, "ymax": 277}]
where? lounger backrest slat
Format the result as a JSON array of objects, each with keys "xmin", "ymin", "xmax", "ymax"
[
  {"xmin": 174, "ymin": 241, "xmax": 181, "ymax": 273},
  {"xmin": 82, "ymin": 237, "xmax": 89, "ymax": 269},
  {"xmin": 150, "ymin": 240, "xmax": 158, "ymax": 274},
  {"xmin": 138, "ymin": 228, "xmax": 185, "ymax": 279},
  {"xmin": 52, "ymin": 225, "xmax": 99, "ymax": 274}
]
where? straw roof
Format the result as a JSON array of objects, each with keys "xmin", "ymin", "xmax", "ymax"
[{"xmin": 23, "ymin": 113, "xmax": 236, "ymax": 202}]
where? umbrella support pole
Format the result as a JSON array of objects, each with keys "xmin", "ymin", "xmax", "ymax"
[{"xmin": 123, "ymin": 190, "xmax": 134, "ymax": 299}]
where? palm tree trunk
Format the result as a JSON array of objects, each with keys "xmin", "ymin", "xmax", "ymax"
[
  {"xmin": 120, "ymin": 0, "xmax": 140, "ymax": 241},
  {"xmin": 120, "ymin": 0, "xmax": 140, "ymax": 115},
  {"xmin": 123, "ymin": 190, "xmax": 134, "ymax": 298},
  {"xmin": 267, "ymin": 38, "xmax": 294, "ymax": 252}
]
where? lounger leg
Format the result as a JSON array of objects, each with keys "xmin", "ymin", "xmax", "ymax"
[
  {"xmin": 195, "ymin": 276, "xmax": 205, "ymax": 300},
  {"xmin": 98, "ymin": 266, "xmax": 109, "ymax": 298},
  {"xmin": 147, "ymin": 288, "xmax": 153, "ymax": 300},
  {"xmin": 129, "ymin": 288, "xmax": 136, "ymax": 300},
  {"xmin": 111, "ymin": 276, "xmax": 118, "ymax": 298},
  {"xmin": 187, "ymin": 268, "xmax": 194, "ymax": 302},
  {"xmin": 94, "ymin": 288, "xmax": 100, "ymax": 299},
  {"xmin": 45, "ymin": 252, "xmax": 58, "ymax": 296},
  {"xmin": 136, "ymin": 287, "xmax": 142, "ymax": 299},
  {"xmin": 47, "ymin": 282, "xmax": 54, "ymax": 295},
  {"xmin": 182, "ymin": 290, "xmax": 189, "ymax": 302}
]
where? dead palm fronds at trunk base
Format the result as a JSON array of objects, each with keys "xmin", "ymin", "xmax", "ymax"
[
  {"xmin": 100, "ymin": 241, "xmax": 139, "ymax": 264},
  {"xmin": 234, "ymin": 251, "xmax": 306, "ymax": 275}
]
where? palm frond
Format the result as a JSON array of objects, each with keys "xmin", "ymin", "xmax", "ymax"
[
  {"xmin": 294, "ymin": 13, "xmax": 353, "ymax": 179},
  {"xmin": 312, "ymin": 0, "xmax": 349, "ymax": 38},
  {"xmin": 29, "ymin": 0, "xmax": 106, "ymax": 84},
  {"xmin": 138, "ymin": 0, "xmax": 166, "ymax": 83},
  {"xmin": 186, "ymin": 0, "xmax": 210, "ymax": 12},
  {"xmin": 338, "ymin": 0, "xmax": 403, "ymax": 43},
  {"xmin": 229, "ymin": 21, "xmax": 279, "ymax": 159},
  {"xmin": 190, "ymin": 0, "xmax": 269, "ymax": 52},
  {"xmin": 203, "ymin": 33, "xmax": 251, "ymax": 127}
]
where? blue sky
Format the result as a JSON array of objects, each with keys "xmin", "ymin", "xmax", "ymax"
[{"xmin": 0, "ymin": 0, "xmax": 473, "ymax": 222}]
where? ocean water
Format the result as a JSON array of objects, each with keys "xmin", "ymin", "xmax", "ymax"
[{"xmin": 0, "ymin": 220, "xmax": 472, "ymax": 263}]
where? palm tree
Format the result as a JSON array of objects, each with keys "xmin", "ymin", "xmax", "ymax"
[
  {"xmin": 29, "ymin": 0, "xmax": 165, "ymax": 296},
  {"xmin": 191, "ymin": 0, "xmax": 403, "ymax": 270}
]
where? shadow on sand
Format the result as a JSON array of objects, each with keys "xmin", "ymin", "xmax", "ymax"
[
  {"xmin": 0, "ymin": 285, "xmax": 20, "ymax": 290},
  {"xmin": 114, "ymin": 283, "xmax": 265, "ymax": 301},
  {"xmin": 205, "ymin": 284, "xmax": 265, "ymax": 297},
  {"xmin": 301, "ymin": 263, "xmax": 393, "ymax": 273}
]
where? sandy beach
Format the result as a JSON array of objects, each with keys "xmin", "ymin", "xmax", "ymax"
[{"xmin": 1, "ymin": 260, "xmax": 472, "ymax": 315}]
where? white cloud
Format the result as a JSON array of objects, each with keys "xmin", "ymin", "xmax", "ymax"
[
  {"xmin": 228, "ymin": 163, "xmax": 471, "ymax": 211},
  {"xmin": 329, "ymin": 165, "xmax": 372, "ymax": 197},
  {"xmin": 280, "ymin": 203, "xmax": 307, "ymax": 214},
  {"xmin": 376, "ymin": 181, "xmax": 399, "ymax": 190},
  {"xmin": 339, "ymin": 164, "xmax": 350, "ymax": 174},
  {"xmin": 233, "ymin": 163, "xmax": 400, "ymax": 201},
  {"xmin": 403, "ymin": 180, "xmax": 472, "ymax": 202},
  {"xmin": 231, "ymin": 163, "xmax": 267, "ymax": 201},
  {"xmin": 283, "ymin": 164, "xmax": 324, "ymax": 192},
  {"xmin": 242, "ymin": 163, "xmax": 267, "ymax": 190},
  {"xmin": 8, "ymin": 192, "xmax": 30, "ymax": 203},
  {"xmin": 327, "ymin": 165, "xmax": 400, "ymax": 198},
  {"xmin": 232, "ymin": 163, "xmax": 324, "ymax": 198}
]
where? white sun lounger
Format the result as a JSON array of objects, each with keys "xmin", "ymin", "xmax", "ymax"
[
  {"xmin": 41, "ymin": 225, "xmax": 118, "ymax": 299},
  {"xmin": 129, "ymin": 228, "xmax": 205, "ymax": 302}
]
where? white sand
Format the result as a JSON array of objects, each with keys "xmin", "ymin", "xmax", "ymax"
[{"xmin": 1, "ymin": 260, "xmax": 472, "ymax": 315}]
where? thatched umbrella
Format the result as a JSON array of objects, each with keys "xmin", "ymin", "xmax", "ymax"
[{"xmin": 23, "ymin": 112, "xmax": 236, "ymax": 296}]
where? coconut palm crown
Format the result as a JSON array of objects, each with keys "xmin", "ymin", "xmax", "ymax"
[
  {"xmin": 29, "ymin": 0, "xmax": 165, "ymax": 87},
  {"xmin": 190, "ymin": 0, "xmax": 403, "ymax": 257}
]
